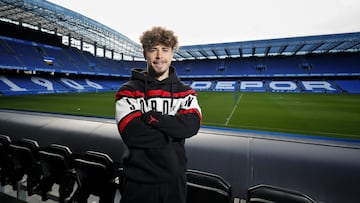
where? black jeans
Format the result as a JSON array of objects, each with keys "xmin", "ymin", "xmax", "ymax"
[{"xmin": 120, "ymin": 175, "xmax": 186, "ymax": 203}]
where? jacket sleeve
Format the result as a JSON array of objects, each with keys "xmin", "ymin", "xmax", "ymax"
[
  {"xmin": 115, "ymin": 89, "xmax": 168, "ymax": 149},
  {"xmin": 145, "ymin": 93, "xmax": 202, "ymax": 139}
]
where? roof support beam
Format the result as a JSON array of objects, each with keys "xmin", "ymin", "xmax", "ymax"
[
  {"xmin": 343, "ymin": 42, "xmax": 360, "ymax": 51},
  {"xmin": 279, "ymin": 45, "xmax": 288, "ymax": 55},
  {"xmin": 225, "ymin": 48, "xmax": 231, "ymax": 58},
  {"xmin": 211, "ymin": 49, "xmax": 219, "ymax": 59},
  {"xmin": 307, "ymin": 43, "xmax": 324, "ymax": 54},
  {"xmin": 175, "ymin": 52, "xmax": 186, "ymax": 59},
  {"xmin": 186, "ymin": 51, "xmax": 197, "ymax": 59},
  {"xmin": 292, "ymin": 44, "xmax": 305, "ymax": 55},
  {"xmin": 238, "ymin": 48, "xmax": 243, "ymax": 58},
  {"xmin": 264, "ymin": 46, "xmax": 270, "ymax": 56},
  {"xmin": 198, "ymin": 50, "xmax": 208, "ymax": 59},
  {"xmin": 324, "ymin": 41, "xmax": 344, "ymax": 52}
]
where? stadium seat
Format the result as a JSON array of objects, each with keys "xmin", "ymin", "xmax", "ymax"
[
  {"xmin": 38, "ymin": 144, "xmax": 74, "ymax": 202},
  {"xmin": 0, "ymin": 134, "xmax": 12, "ymax": 186},
  {"xmin": 186, "ymin": 169, "xmax": 232, "ymax": 203},
  {"xmin": 69, "ymin": 150, "xmax": 117, "ymax": 203},
  {"xmin": 247, "ymin": 184, "xmax": 317, "ymax": 203},
  {"xmin": 7, "ymin": 138, "xmax": 42, "ymax": 196}
]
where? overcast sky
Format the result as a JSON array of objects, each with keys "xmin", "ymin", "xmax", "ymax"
[{"xmin": 47, "ymin": 0, "xmax": 360, "ymax": 46}]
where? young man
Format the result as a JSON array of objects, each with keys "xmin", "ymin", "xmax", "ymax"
[{"xmin": 115, "ymin": 26, "xmax": 202, "ymax": 203}]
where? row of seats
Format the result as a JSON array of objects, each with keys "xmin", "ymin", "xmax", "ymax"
[
  {"xmin": 0, "ymin": 134, "xmax": 318, "ymax": 203},
  {"xmin": 0, "ymin": 74, "xmax": 128, "ymax": 96},
  {"xmin": 0, "ymin": 134, "xmax": 120, "ymax": 202},
  {"xmin": 2, "ymin": 73, "xmax": 360, "ymax": 95},
  {"xmin": 0, "ymin": 134, "xmax": 234, "ymax": 203},
  {"xmin": 187, "ymin": 170, "xmax": 317, "ymax": 203},
  {"xmin": 173, "ymin": 52, "xmax": 360, "ymax": 76},
  {"xmin": 2, "ymin": 36, "xmax": 360, "ymax": 77}
]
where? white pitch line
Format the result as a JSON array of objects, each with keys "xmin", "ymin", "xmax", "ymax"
[{"xmin": 225, "ymin": 93, "xmax": 243, "ymax": 125}]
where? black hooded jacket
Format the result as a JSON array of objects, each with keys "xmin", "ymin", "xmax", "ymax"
[{"xmin": 115, "ymin": 66, "xmax": 202, "ymax": 183}]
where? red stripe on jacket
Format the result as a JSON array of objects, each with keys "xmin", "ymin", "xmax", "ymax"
[
  {"xmin": 116, "ymin": 89, "xmax": 197, "ymax": 100},
  {"xmin": 118, "ymin": 111, "xmax": 142, "ymax": 134},
  {"xmin": 178, "ymin": 108, "xmax": 202, "ymax": 125}
]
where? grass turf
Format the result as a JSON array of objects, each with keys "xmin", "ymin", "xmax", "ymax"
[{"xmin": 0, "ymin": 91, "xmax": 359, "ymax": 140}]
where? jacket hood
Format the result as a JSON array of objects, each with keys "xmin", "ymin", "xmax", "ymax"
[
  {"xmin": 130, "ymin": 66, "xmax": 180, "ymax": 85},
  {"xmin": 130, "ymin": 66, "xmax": 180, "ymax": 107}
]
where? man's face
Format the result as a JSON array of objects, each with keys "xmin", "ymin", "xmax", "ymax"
[{"xmin": 144, "ymin": 44, "xmax": 173, "ymax": 81}]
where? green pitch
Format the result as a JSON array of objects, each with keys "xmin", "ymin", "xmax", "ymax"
[{"xmin": 0, "ymin": 92, "xmax": 359, "ymax": 140}]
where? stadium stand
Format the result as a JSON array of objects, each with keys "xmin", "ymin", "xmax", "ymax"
[
  {"xmin": 1, "ymin": 29, "xmax": 360, "ymax": 95},
  {"xmin": 0, "ymin": 1, "xmax": 359, "ymax": 202},
  {"xmin": 333, "ymin": 80, "xmax": 360, "ymax": 93},
  {"xmin": 1, "ymin": 28, "xmax": 360, "ymax": 96}
]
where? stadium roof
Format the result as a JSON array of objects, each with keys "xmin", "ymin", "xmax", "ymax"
[
  {"xmin": 0, "ymin": 0, "xmax": 143, "ymax": 59},
  {"xmin": 177, "ymin": 32, "xmax": 360, "ymax": 60},
  {"xmin": 1, "ymin": 0, "xmax": 360, "ymax": 61}
]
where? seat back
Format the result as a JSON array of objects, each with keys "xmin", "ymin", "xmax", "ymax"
[
  {"xmin": 186, "ymin": 169, "xmax": 232, "ymax": 203},
  {"xmin": 8, "ymin": 138, "xmax": 39, "ymax": 171},
  {"xmin": 73, "ymin": 158, "xmax": 109, "ymax": 187},
  {"xmin": 38, "ymin": 144, "xmax": 72, "ymax": 180},
  {"xmin": 0, "ymin": 134, "xmax": 12, "ymax": 186},
  {"xmin": 0, "ymin": 134, "xmax": 11, "ymax": 167},
  {"xmin": 44, "ymin": 144, "xmax": 72, "ymax": 160},
  {"xmin": 247, "ymin": 184, "xmax": 317, "ymax": 203},
  {"xmin": 0, "ymin": 134, "xmax": 11, "ymax": 148},
  {"xmin": 8, "ymin": 144, "xmax": 33, "ymax": 174},
  {"xmin": 15, "ymin": 138, "xmax": 40, "ymax": 155},
  {"xmin": 82, "ymin": 151, "xmax": 113, "ymax": 169},
  {"xmin": 7, "ymin": 138, "xmax": 42, "ymax": 195},
  {"xmin": 37, "ymin": 144, "xmax": 73, "ymax": 201},
  {"xmin": 69, "ymin": 151, "xmax": 117, "ymax": 203}
]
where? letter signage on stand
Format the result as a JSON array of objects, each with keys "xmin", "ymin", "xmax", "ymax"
[
  {"xmin": 214, "ymin": 81, "xmax": 236, "ymax": 91},
  {"xmin": 269, "ymin": 81, "xmax": 299, "ymax": 92},
  {"xmin": 191, "ymin": 81, "xmax": 212, "ymax": 91}
]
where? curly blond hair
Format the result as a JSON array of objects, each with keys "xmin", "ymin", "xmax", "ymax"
[{"xmin": 140, "ymin": 26, "xmax": 179, "ymax": 51}]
